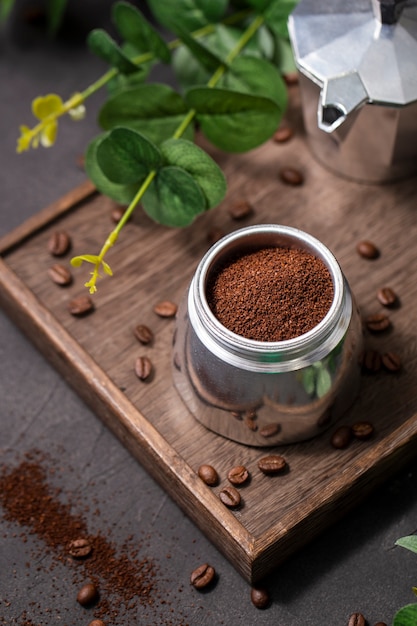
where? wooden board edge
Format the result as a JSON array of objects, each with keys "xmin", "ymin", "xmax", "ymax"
[
  {"xmin": 250, "ymin": 423, "xmax": 417, "ymax": 582},
  {"xmin": 0, "ymin": 257, "xmax": 258, "ymax": 581},
  {"xmin": 0, "ymin": 179, "xmax": 96, "ymax": 255}
]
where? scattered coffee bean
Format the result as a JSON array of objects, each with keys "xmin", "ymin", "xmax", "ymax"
[
  {"xmin": 365, "ymin": 313, "xmax": 391, "ymax": 333},
  {"xmin": 153, "ymin": 300, "xmax": 178, "ymax": 318},
  {"xmin": 48, "ymin": 230, "xmax": 71, "ymax": 256},
  {"xmin": 227, "ymin": 465, "xmax": 250, "ymax": 486},
  {"xmin": 111, "ymin": 205, "xmax": 128, "ymax": 223},
  {"xmin": 245, "ymin": 416, "xmax": 258, "ymax": 431},
  {"xmin": 279, "ymin": 166, "xmax": 304, "ymax": 186},
  {"xmin": 134, "ymin": 356, "xmax": 153, "ymax": 381},
  {"xmin": 361, "ymin": 349, "xmax": 381, "ymax": 373},
  {"xmin": 207, "ymin": 227, "xmax": 225, "ymax": 246},
  {"xmin": 356, "ymin": 240, "xmax": 379, "ymax": 259},
  {"xmin": 88, "ymin": 620, "xmax": 106, "ymax": 626},
  {"xmin": 381, "ymin": 351, "xmax": 401, "ymax": 372},
  {"xmin": 228, "ymin": 200, "xmax": 254, "ymax": 220},
  {"xmin": 219, "ymin": 485, "xmax": 241, "ymax": 508},
  {"xmin": 76, "ymin": 582, "xmax": 99, "ymax": 606},
  {"xmin": 190, "ymin": 563, "xmax": 215, "ymax": 589},
  {"xmin": 259, "ymin": 423, "xmax": 280, "ymax": 438},
  {"xmin": 348, "ymin": 613, "xmax": 366, "ymax": 626},
  {"xmin": 351, "ymin": 421, "xmax": 374, "ymax": 441},
  {"xmin": 283, "ymin": 72, "xmax": 299, "ymax": 85},
  {"xmin": 250, "ymin": 587, "xmax": 270, "ymax": 609},
  {"xmin": 197, "ymin": 464, "xmax": 219, "ymax": 486},
  {"xmin": 47, "ymin": 263, "xmax": 72, "ymax": 286},
  {"xmin": 273, "ymin": 126, "xmax": 293, "ymax": 143},
  {"xmin": 377, "ymin": 286, "xmax": 398, "ymax": 307},
  {"xmin": 68, "ymin": 295, "xmax": 94, "ymax": 316},
  {"xmin": 258, "ymin": 455, "xmax": 287, "ymax": 475},
  {"xmin": 67, "ymin": 537, "xmax": 93, "ymax": 559},
  {"xmin": 133, "ymin": 324, "xmax": 154, "ymax": 345},
  {"xmin": 330, "ymin": 425, "xmax": 352, "ymax": 449}
]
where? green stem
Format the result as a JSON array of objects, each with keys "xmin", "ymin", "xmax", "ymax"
[{"xmin": 113, "ymin": 170, "xmax": 156, "ymax": 237}]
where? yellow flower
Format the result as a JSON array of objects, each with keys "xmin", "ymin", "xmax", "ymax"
[
  {"xmin": 71, "ymin": 254, "xmax": 114, "ymax": 295},
  {"xmin": 17, "ymin": 92, "xmax": 85, "ymax": 153}
]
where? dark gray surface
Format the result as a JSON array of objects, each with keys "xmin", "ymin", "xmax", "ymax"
[{"xmin": 1, "ymin": 3, "xmax": 417, "ymax": 625}]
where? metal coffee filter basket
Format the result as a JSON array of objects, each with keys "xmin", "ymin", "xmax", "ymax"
[
  {"xmin": 172, "ymin": 225, "xmax": 363, "ymax": 446},
  {"xmin": 288, "ymin": 0, "xmax": 417, "ymax": 183}
]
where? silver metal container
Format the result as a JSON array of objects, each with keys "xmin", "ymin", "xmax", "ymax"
[
  {"xmin": 172, "ymin": 225, "xmax": 363, "ymax": 446},
  {"xmin": 288, "ymin": 0, "xmax": 417, "ymax": 183}
]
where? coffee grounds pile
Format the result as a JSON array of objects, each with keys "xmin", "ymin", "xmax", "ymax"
[
  {"xmin": 0, "ymin": 450, "xmax": 187, "ymax": 625},
  {"xmin": 207, "ymin": 246, "xmax": 334, "ymax": 342}
]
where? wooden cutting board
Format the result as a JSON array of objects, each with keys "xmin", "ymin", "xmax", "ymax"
[{"xmin": 1, "ymin": 85, "xmax": 417, "ymax": 583}]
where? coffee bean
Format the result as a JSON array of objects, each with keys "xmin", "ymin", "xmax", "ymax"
[
  {"xmin": 133, "ymin": 324, "xmax": 154, "ymax": 345},
  {"xmin": 219, "ymin": 485, "xmax": 241, "ymax": 508},
  {"xmin": 67, "ymin": 537, "xmax": 92, "ymax": 559},
  {"xmin": 228, "ymin": 200, "xmax": 254, "ymax": 220},
  {"xmin": 356, "ymin": 240, "xmax": 379, "ymax": 259},
  {"xmin": 134, "ymin": 356, "xmax": 153, "ymax": 381},
  {"xmin": 88, "ymin": 620, "xmax": 106, "ymax": 626},
  {"xmin": 381, "ymin": 351, "xmax": 401, "ymax": 372},
  {"xmin": 153, "ymin": 300, "xmax": 177, "ymax": 318},
  {"xmin": 111, "ymin": 205, "xmax": 128, "ymax": 223},
  {"xmin": 365, "ymin": 313, "xmax": 391, "ymax": 333},
  {"xmin": 190, "ymin": 563, "xmax": 215, "ymax": 589},
  {"xmin": 48, "ymin": 230, "xmax": 71, "ymax": 256},
  {"xmin": 273, "ymin": 126, "xmax": 293, "ymax": 143},
  {"xmin": 279, "ymin": 166, "xmax": 304, "ymax": 186},
  {"xmin": 258, "ymin": 455, "xmax": 287, "ymax": 475},
  {"xmin": 283, "ymin": 72, "xmax": 299, "ymax": 85},
  {"xmin": 351, "ymin": 421, "xmax": 374, "ymax": 440},
  {"xmin": 330, "ymin": 425, "xmax": 352, "ymax": 449},
  {"xmin": 47, "ymin": 263, "xmax": 72, "ymax": 286},
  {"xmin": 348, "ymin": 613, "xmax": 366, "ymax": 626},
  {"xmin": 250, "ymin": 587, "xmax": 270, "ymax": 609},
  {"xmin": 197, "ymin": 464, "xmax": 219, "ymax": 486},
  {"xmin": 245, "ymin": 416, "xmax": 258, "ymax": 431},
  {"xmin": 259, "ymin": 423, "xmax": 280, "ymax": 438},
  {"xmin": 76, "ymin": 582, "xmax": 98, "ymax": 606},
  {"xmin": 68, "ymin": 295, "xmax": 94, "ymax": 316},
  {"xmin": 377, "ymin": 287, "xmax": 398, "ymax": 307},
  {"xmin": 361, "ymin": 349, "xmax": 381, "ymax": 373},
  {"xmin": 227, "ymin": 465, "xmax": 250, "ymax": 486}
]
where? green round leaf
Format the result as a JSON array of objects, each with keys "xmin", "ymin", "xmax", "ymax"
[
  {"xmin": 143, "ymin": 166, "xmax": 206, "ymax": 227},
  {"xmin": 147, "ymin": 0, "xmax": 224, "ymax": 31},
  {"xmin": 393, "ymin": 604, "xmax": 417, "ymax": 626},
  {"xmin": 87, "ymin": 29, "xmax": 138, "ymax": 75},
  {"xmin": 160, "ymin": 138, "xmax": 226, "ymax": 208},
  {"xmin": 97, "ymin": 127, "xmax": 162, "ymax": 185},
  {"xmin": 99, "ymin": 83, "xmax": 194, "ymax": 145},
  {"xmin": 185, "ymin": 87, "xmax": 282, "ymax": 152},
  {"xmin": 85, "ymin": 134, "xmax": 139, "ymax": 205},
  {"xmin": 221, "ymin": 56, "xmax": 288, "ymax": 107},
  {"xmin": 112, "ymin": 2, "xmax": 171, "ymax": 63}
]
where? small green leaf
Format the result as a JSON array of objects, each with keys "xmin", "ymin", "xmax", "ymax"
[
  {"xmin": 99, "ymin": 83, "xmax": 194, "ymax": 145},
  {"xmin": 161, "ymin": 138, "xmax": 226, "ymax": 209},
  {"xmin": 87, "ymin": 29, "xmax": 138, "ymax": 75},
  {"xmin": 264, "ymin": 0, "xmax": 299, "ymax": 40},
  {"xmin": 146, "ymin": 0, "xmax": 217, "ymax": 31},
  {"xmin": 302, "ymin": 367, "xmax": 316, "ymax": 396},
  {"xmin": 112, "ymin": 1, "xmax": 171, "ymax": 63},
  {"xmin": 172, "ymin": 21, "xmax": 225, "ymax": 73},
  {"xmin": 185, "ymin": 87, "xmax": 282, "ymax": 152},
  {"xmin": 97, "ymin": 127, "xmax": 162, "ymax": 185},
  {"xmin": 393, "ymin": 604, "xmax": 417, "ymax": 626},
  {"xmin": 316, "ymin": 366, "xmax": 332, "ymax": 398},
  {"xmin": 143, "ymin": 166, "xmax": 206, "ymax": 227},
  {"xmin": 221, "ymin": 56, "xmax": 288, "ymax": 107},
  {"xmin": 46, "ymin": 0, "xmax": 67, "ymax": 35},
  {"xmin": 396, "ymin": 536, "xmax": 417, "ymax": 554},
  {"xmin": 85, "ymin": 134, "xmax": 140, "ymax": 205},
  {"xmin": 195, "ymin": 0, "xmax": 228, "ymax": 23}
]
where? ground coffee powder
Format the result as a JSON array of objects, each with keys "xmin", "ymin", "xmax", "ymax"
[{"xmin": 207, "ymin": 246, "xmax": 334, "ymax": 342}]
